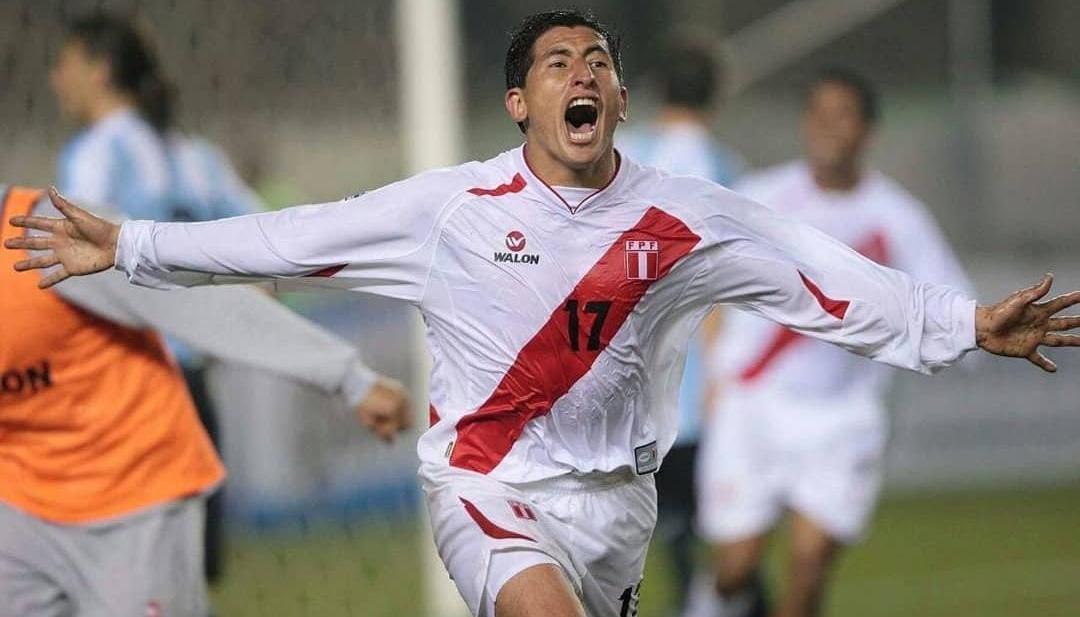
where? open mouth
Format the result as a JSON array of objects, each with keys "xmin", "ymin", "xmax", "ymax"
[{"xmin": 564, "ymin": 97, "xmax": 599, "ymax": 144}]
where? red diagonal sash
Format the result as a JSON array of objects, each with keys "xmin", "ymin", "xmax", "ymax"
[{"xmin": 450, "ymin": 207, "xmax": 700, "ymax": 473}]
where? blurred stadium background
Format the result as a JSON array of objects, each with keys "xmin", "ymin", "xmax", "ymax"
[{"xmin": 2, "ymin": 1, "xmax": 1078, "ymax": 615}]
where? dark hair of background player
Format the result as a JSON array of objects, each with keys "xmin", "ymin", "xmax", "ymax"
[
  {"xmin": 660, "ymin": 43, "xmax": 722, "ymax": 111},
  {"xmin": 809, "ymin": 67, "xmax": 880, "ymax": 125},
  {"xmin": 504, "ymin": 9, "xmax": 623, "ymax": 133},
  {"xmin": 66, "ymin": 12, "xmax": 176, "ymax": 133}
]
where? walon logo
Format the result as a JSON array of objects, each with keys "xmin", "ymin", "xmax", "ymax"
[{"xmin": 495, "ymin": 230, "xmax": 540, "ymax": 265}]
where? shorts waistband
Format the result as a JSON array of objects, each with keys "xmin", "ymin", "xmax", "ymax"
[{"xmin": 508, "ymin": 467, "xmax": 643, "ymax": 495}]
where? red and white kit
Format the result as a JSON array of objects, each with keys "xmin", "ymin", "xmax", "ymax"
[
  {"xmin": 698, "ymin": 161, "xmax": 973, "ymax": 544},
  {"xmin": 115, "ymin": 147, "xmax": 976, "ymax": 615}
]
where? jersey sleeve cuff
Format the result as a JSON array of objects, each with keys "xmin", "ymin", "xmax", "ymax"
[
  {"xmin": 114, "ymin": 220, "xmax": 150, "ymax": 280},
  {"xmin": 340, "ymin": 358, "xmax": 378, "ymax": 408},
  {"xmin": 956, "ymin": 296, "xmax": 978, "ymax": 352}
]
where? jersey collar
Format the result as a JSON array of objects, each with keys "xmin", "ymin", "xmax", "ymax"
[{"xmin": 517, "ymin": 145, "xmax": 627, "ymax": 215}]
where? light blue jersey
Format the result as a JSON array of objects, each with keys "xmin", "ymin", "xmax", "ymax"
[
  {"xmin": 58, "ymin": 107, "xmax": 263, "ymax": 365},
  {"xmin": 619, "ymin": 121, "xmax": 743, "ymax": 446},
  {"xmin": 619, "ymin": 122, "xmax": 744, "ymax": 188},
  {"xmin": 58, "ymin": 108, "xmax": 262, "ymax": 222},
  {"xmin": 58, "ymin": 109, "xmax": 172, "ymax": 219}
]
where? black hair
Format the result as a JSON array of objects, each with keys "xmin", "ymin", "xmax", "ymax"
[
  {"xmin": 661, "ymin": 43, "xmax": 721, "ymax": 111},
  {"xmin": 66, "ymin": 12, "xmax": 176, "ymax": 133},
  {"xmin": 809, "ymin": 67, "xmax": 879, "ymax": 125},
  {"xmin": 505, "ymin": 9, "xmax": 622, "ymax": 133}
]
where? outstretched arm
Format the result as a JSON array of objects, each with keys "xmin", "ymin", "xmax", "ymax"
[
  {"xmin": 57, "ymin": 270, "xmax": 413, "ymax": 442},
  {"xmin": 7, "ymin": 174, "xmax": 454, "ymax": 302},
  {"xmin": 7, "ymin": 189, "xmax": 413, "ymax": 441},
  {"xmin": 693, "ymin": 189, "xmax": 1080, "ymax": 373}
]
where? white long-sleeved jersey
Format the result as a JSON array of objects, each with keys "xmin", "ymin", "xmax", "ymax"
[
  {"xmin": 716, "ymin": 161, "xmax": 974, "ymax": 404},
  {"xmin": 114, "ymin": 146, "xmax": 976, "ymax": 484}
]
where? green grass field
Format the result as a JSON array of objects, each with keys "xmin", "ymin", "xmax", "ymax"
[{"xmin": 212, "ymin": 485, "xmax": 1080, "ymax": 616}]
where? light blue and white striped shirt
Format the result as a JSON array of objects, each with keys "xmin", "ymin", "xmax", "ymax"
[
  {"xmin": 58, "ymin": 108, "xmax": 262, "ymax": 223},
  {"xmin": 58, "ymin": 107, "xmax": 264, "ymax": 365}
]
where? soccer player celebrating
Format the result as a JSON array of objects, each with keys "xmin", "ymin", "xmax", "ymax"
[
  {"xmin": 7, "ymin": 10, "xmax": 1080, "ymax": 617},
  {"xmin": 688, "ymin": 69, "xmax": 974, "ymax": 617}
]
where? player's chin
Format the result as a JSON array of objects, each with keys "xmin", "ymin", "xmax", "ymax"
[{"xmin": 559, "ymin": 124, "xmax": 606, "ymax": 162}]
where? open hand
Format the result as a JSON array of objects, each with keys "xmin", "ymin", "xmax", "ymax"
[
  {"xmin": 975, "ymin": 274, "xmax": 1080, "ymax": 372},
  {"xmin": 355, "ymin": 377, "xmax": 412, "ymax": 443},
  {"xmin": 4, "ymin": 187, "xmax": 120, "ymax": 288}
]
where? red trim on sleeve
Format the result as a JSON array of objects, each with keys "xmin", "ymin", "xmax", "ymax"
[
  {"xmin": 449, "ymin": 207, "xmax": 700, "ymax": 474},
  {"xmin": 306, "ymin": 264, "xmax": 347, "ymax": 278},
  {"xmin": 798, "ymin": 271, "xmax": 849, "ymax": 320},
  {"xmin": 467, "ymin": 173, "xmax": 527, "ymax": 197},
  {"xmin": 429, "ymin": 404, "xmax": 440, "ymax": 428},
  {"xmin": 738, "ymin": 231, "xmax": 888, "ymax": 383},
  {"xmin": 460, "ymin": 498, "xmax": 535, "ymax": 542}
]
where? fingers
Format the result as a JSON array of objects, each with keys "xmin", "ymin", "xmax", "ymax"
[
  {"xmin": 369, "ymin": 410, "xmax": 403, "ymax": 443},
  {"xmin": 8, "ymin": 215, "xmax": 62, "ymax": 233},
  {"xmin": 399, "ymin": 404, "xmax": 414, "ymax": 431},
  {"xmin": 48, "ymin": 186, "xmax": 83, "ymax": 221},
  {"xmin": 13, "ymin": 255, "xmax": 60, "ymax": 272},
  {"xmin": 1047, "ymin": 316, "xmax": 1080, "ymax": 332},
  {"xmin": 1026, "ymin": 351, "xmax": 1057, "ymax": 373},
  {"xmin": 37, "ymin": 267, "xmax": 70, "ymax": 289},
  {"xmin": 362, "ymin": 405, "xmax": 412, "ymax": 443},
  {"xmin": 1042, "ymin": 333, "xmax": 1080, "ymax": 347},
  {"xmin": 369, "ymin": 419, "xmax": 396, "ymax": 443},
  {"xmin": 1039, "ymin": 290, "xmax": 1080, "ymax": 315},
  {"xmin": 4, "ymin": 234, "xmax": 54, "ymax": 251},
  {"xmin": 1015, "ymin": 273, "xmax": 1053, "ymax": 305}
]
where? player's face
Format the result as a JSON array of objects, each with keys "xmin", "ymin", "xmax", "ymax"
[
  {"xmin": 803, "ymin": 81, "xmax": 871, "ymax": 174},
  {"xmin": 50, "ymin": 41, "xmax": 106, "ymax": 124},
  {"xmin": 506, "ymin": 26, "xmax": 628, "ymax": 172}
]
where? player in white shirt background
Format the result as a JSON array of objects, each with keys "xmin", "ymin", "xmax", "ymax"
[
  {"xmin": 618, "ymin": 38, "xmax": 744, "ymax": 617},
  {"xmin": 687, "ymin": 69, "xmax": 974, "ymax": 617},
  {"xmin": 8, "ymin": 10, "xmax": 1080, "ymax": 617}
]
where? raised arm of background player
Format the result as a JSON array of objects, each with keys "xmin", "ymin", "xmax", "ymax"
[
  {"xmin": 13, "ymin": 191, "xmax": 411, "ymax": 442},
  {"xmin": 8, "ymin": 185, "xmax": 1080, "ymax": 373}
]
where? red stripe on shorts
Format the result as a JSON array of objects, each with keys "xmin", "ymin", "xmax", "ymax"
[{"xmin": 460, "ymin": 498, "xmax": 535, "ymax": 542}]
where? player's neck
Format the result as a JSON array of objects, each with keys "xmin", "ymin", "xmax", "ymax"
[
  {"xmin": 524, "ymin": 144, "xmax": 618, "ymax": 189},
  {"xmin": 86, "ymin": 94, "xmax": 134, "ymax": 126},
  {"xmin": 811, "ymin": 165, "xmax": 861, "ymax": 192}
]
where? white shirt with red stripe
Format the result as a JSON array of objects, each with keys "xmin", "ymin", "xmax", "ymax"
[
  {"xmin": 716, "ymin": 161, "xmax": 973, "ymax": 413},
  {"xmin": 114, "ymin": 146, "xmax": 977, "ymax": 485}
]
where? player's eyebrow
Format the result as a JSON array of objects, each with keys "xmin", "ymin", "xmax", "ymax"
[
  {"xmin": 540, "ymin": 44, "xmax": 611, "ymax": 62},
  {"xmin": 582, "ymin": 44, "xmax": 610, "ymax": 59},
  {"xmin": 540, "ymin": 47, "xmax": 574, "ymax": 61}
]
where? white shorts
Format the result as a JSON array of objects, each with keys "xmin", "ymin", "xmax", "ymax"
[
  {"xmin": 696, "ymin": 391, "xmax": 886, "ymax": 544},
  {"xmin": 423, "ymin": 465, "xmax": 657, "ymax": 617},
  {"xmin": 0, "ymin": 497, "xmax": 207, "ymax": 617}
]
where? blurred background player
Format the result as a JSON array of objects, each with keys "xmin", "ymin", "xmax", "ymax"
[
  {"xmin": 688, "ymin": 69, "xmax": 974, "ymax": 617},
  {"xmin": 49, "ymin": 10, "xmax": 265, "ymax": 584},
  {"xmin": 0, "ymin": 185, "xmax": 409, "ymax": 616},
  {"xmin": 617, "ymin": 38, "xmax": 744, "ymax": 617}
]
